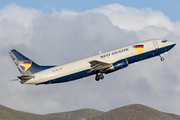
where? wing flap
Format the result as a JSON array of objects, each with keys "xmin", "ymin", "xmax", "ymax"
[{"xmin": 89, "ymin": 60, "xmax": 112, "ymax": 71}]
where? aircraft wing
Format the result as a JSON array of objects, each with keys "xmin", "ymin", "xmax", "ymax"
[{"xmin": 89, "ymin": 60, "xmax": 112, "ymax": 71}]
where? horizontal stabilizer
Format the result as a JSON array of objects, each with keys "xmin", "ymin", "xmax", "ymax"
[{"xmin": 18, "ymin": 75, "xmax": 34, "ymax": 80}]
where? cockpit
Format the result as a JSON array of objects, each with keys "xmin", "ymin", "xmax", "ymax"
[{"xmin": 161, "ymin": 40, "xmax": 168, "ymax": 43}]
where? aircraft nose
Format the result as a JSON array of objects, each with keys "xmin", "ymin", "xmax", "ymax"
[
  {"xmin": 168, "ymin": 41, "xmax": 176, "ymax": 49},
  {"xmin": 171, "ymin": 42, "xmax": 176, "ymax": 47}
]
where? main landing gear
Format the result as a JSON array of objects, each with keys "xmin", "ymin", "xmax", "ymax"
[{"xmin": 95, "ymin": 73, "xmax": 104, "ymax": 81}]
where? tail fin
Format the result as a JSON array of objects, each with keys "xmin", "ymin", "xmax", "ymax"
[{"xmin": 8, "ymin": 49, "xmax": 55, "ymax": 75}]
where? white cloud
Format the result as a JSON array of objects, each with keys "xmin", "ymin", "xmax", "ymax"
[
  {"xmin": 0, "ymin": 2, "xmax": 42, "ymax": 28},
  {"xmin": 0, "ymin": 3, "xmax": 42, "ymax": 48},
  {"xmin": 0, "ymin": 3, "xmax": 180, "ymax": 115},
  {"xmin": 89, "ymin": 3, "xmax": 178, "ymax": 32}
]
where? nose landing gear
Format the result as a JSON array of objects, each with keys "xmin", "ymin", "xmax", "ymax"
[
  {"xmin": 95, "ymin": 73, "xmax": 104, "ymax": 81},
  {"xmin": 159, "ymin": 52, "xmax": 168, "ymax": 61},
  {"xmin": 160, "ymin": 57, "xmax": 165, "ymax": 61},
  {"xmin": 159, "ymin": 54, "xmax": 165, "ymax": 61}
]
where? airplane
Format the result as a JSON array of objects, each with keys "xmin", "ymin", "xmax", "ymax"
[{"xmin": 8, "ymin": 39, "xmax": 175, "ymax": 85}]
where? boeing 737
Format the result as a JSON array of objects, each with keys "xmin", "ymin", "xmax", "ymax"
[{"xmin": 9, "ymin": 39, "xmax": 175, "ymax": 85}]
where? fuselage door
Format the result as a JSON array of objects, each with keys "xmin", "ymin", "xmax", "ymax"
[{"xmin": 153, "ymin": 41, "xmax": 159, "ymax": 49}]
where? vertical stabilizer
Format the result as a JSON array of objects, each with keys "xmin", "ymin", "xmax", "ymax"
[{"xmin": 8, "ymin": 49, "xmax": 55, "ymax": 75}]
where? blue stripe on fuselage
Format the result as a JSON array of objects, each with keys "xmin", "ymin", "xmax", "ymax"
[
  {"xmin": 37, "ymin": 44, "xmax": 175, "ymax": 85},
  {"xmin": 37, "ymin": 69, "xmax": 93, "ymax": 85}
]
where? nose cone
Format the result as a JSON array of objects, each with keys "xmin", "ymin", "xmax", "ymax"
[
  {"xmin": 167, "ymin": 41, "xmax": 176, "ymax": 50},
  {"xmin": 170, "ymin": 41, "xmax": 176, "ymax": 48},
  {"xmin": 173, "ymin": 42, "xmax": 176, "ymax": 47}
]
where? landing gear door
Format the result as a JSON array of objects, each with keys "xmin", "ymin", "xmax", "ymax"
[{"xmin": 153, "ymin": 41, "xmax": 159, "ymax": 49}]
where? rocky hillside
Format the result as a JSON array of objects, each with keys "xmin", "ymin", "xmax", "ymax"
[
  {"xmin": 87, "ymin": 104, "xmax": 180, "ymax": 120},
  {"xmin": 47, "ymin": 108, "xmax": 104, "ymax": 119},
  {"xmin": 1, "ymin": 103, "xmax": 180, "ymax": 120}
]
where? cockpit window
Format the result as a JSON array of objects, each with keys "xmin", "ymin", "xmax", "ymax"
[{"xmin": 162, "ymin": 40, "xmax": 168, "ymax": 43}]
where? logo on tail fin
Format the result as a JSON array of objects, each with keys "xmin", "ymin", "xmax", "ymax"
[{"xmin": 20, "ymin": 61, "xmax": 32, "ymax": 70}]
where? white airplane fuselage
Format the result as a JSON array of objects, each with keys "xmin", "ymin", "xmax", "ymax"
[{"xmin": 9, "ymin": 39, "xmax": 176, "ymax": 85}]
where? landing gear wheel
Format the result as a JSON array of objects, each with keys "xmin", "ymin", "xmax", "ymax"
[
  {"xmin": 160, "ymin": 57, "xmax": 165, "ymax": 61},
  {"xmin": 95, "ymin": 75, "xmax": 100, "ymax": 81},
  {"xmin": 95, "ymin": 73, "xmax": 104, "ymax": 81},
  {"xmin": 99, "ymin": 74, "xmax": 104, "ymax": 80}
]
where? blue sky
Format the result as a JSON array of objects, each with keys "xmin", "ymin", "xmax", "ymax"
[{"xmin": 1, "ymin": 0, "xmax": 180, "ymax": 21}]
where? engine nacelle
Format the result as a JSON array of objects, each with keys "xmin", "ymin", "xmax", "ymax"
[{"xmin": 105, "ymin": 59, "xmax": 128, "ymax": 74}]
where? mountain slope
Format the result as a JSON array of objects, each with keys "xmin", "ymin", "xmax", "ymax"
[
  {"xmin": 165, "ymin": 113, "xmax": 180, "ymax": 120},
  {"xmin": 0, "ymin": 104, "xmax": 74, "ymax": 120},
  {"xmin": 1, "ymin": 103, "xmax": 180, "ymax": 120},
  {"xmin": 87, "ymin": 104, "xmax": 180, "ymax": 120},
  {"xmin": 47, "ymin": 108, "xmax": 104, "ymax": 119}
]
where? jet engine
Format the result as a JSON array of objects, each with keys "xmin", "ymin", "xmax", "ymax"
[{"xmin": 105, "ymin": 59, "xmax": 128, "ymax": 74}]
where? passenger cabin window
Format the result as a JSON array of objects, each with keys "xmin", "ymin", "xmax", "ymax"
[{"xmin": 162, "ymin": 40, "xmax": 167, "ymax": 43}]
